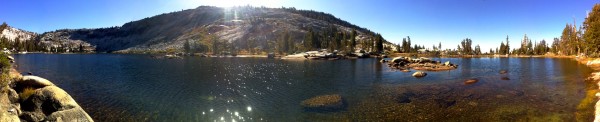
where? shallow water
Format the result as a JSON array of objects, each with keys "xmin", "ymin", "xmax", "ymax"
[{"xmin": 12, "ymin": 54, "xmax": 596, "ymax": 121}]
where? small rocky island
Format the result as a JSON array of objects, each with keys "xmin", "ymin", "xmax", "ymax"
[{"xmin": 383, "ymin": 57, "xmax": 458, "ymax": 72}]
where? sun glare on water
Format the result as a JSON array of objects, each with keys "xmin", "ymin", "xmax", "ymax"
[{"xmin": 179, "ymin": 0, "xmax": 283, "ymax": 8}]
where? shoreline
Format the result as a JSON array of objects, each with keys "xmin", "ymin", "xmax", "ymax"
[{"xmin": 574, "ymin": 57, "xmax": 600, "ymax": 121}]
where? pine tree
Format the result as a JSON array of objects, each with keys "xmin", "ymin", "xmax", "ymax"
[
  {"xmin": 584, "ymin": 4, "xmax": 600, "ymax": 56},
  {"xmin": 350, "ymin": 29, "xmax": 357, "ymax": 51},
  {"xmin": 375, "ymin": 33, "xmax": 383, "ymax": 53},
  {"xmin": 184, "ymin": 40, "xmax": 191, "ymax": 53}
]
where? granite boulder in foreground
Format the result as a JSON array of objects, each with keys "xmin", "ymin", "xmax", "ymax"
[
  {"xmin": 14, "ymin": 75, "xmax": 93, "ymax": 122},
  {"xmin": 301, "ymin": 94, "xmax": 346, "ymax": 112}
]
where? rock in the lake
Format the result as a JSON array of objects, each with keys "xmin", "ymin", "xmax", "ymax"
[
  {"xmin": 391, "ymin": 57, "xmax": 408, "ymax": 63},
  {"xmin": 444, "ymin": 61, "xmax": 451, "ymax": 66},
  {"xmin": 464, "ymin": 78, "xmax": 478, "ymax": 85},
  {"xmin": 509, "ymin": 90, "xmax": 524, "ymax": 96},
  {"xmin": 17, "ymin": 76, "xmax": 55, "ymax": 88},
  {"xmin": 301, "ymin": 94, "xmax": 345, "ymax": 111},
  {"xmin": 412, "ymin": 71, "xmax": 427, "ymax": 77},
  {"xmin": 499, "ymin": 70, "xmax": 508, "ymax": 74},
  {"xmin": 501, "ymin": 77, "xmax": 510, "ymax": 80},
  {"xmin": 20, "ymin": 86, "xmax": 93, "ymax": 122}
]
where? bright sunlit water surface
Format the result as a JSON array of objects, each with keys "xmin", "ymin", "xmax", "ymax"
[{"xmin": 12, "ymin": 54, "xmax": 596, "ymax": 121}]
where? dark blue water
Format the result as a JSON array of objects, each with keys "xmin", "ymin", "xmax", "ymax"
[{"xmin": 12, "ymin": 54, "xmax": 596, "ymax": 121}]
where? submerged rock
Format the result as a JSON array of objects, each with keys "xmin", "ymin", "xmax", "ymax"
[
  {"xmin": 464, "ymin": 78, "xmax": 478, "ymax": 85},
  {"xmin": 434, "ymin": 99, "xmax": 456, "ymax": 108},
  {"xmin": 396, "ymin": 92, "xmax": 415, "ymax": 103},
  {"xmin": 508, "ymin": 90, "xmax": 524, "ymax": 96},
  {"xmin": 301, "ymin": 94, "xmax": 345, "ymax": 111},
  {"xmin": 499, "ymin": 70, "xmax": 508, "ymax": 74},
  {"xmin": 412, "ymin": 71, "xmax": 427, "ymax": 78},
  {"xmin": 501, "ymin": 77, "xmax": 510, "ymax": 80}
]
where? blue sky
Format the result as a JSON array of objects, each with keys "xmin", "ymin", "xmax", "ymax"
[{"xmin": 0, "ymin": 0, "xmax": 597, "ymax": 51}]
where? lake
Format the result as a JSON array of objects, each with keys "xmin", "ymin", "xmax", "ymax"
[{"xmin": 12, "ymin": 54, "xmax": 596, "ymax": 121}]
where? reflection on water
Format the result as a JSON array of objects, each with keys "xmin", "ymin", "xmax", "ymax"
[{"xmin": 12, "ymin": 54, "xmax": 596, "ymax": 121}]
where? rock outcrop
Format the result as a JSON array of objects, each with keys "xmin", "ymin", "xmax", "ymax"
[
  {"xmin": 385, "ymin": 57, "xmax": 458, "ymax": 71},
  {"xmin": 301, "ymin": 94, "xmax": 345, "ymax": 111}
]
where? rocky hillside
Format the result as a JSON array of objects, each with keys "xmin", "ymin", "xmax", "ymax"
[
  {"xmin": 0, "ymin": 23, "xmax": 42, "ymax": 52},
  {"xmin": 38, "ymin": 6, "xmax": 392, "ymax": 53},
  {"xmin": 0, "ymin": 25, "xmax": 36, "ymax": 42}
]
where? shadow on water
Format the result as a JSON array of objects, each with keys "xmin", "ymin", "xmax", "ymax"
[{"xmin": 11, "ymin": 54, "xmax": 597, "ymax": 121}]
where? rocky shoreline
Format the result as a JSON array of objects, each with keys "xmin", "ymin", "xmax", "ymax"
[
  {"xmin": 0, "ymin": 56, "xmax": 93, "ymax": 122},
  {"xmin": 578, "ymin": 58, "xmax": 600, "ymax": 122}
]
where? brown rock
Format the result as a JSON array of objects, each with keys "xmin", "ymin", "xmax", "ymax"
[{"xmin": 464, "ymin": 78, "xmax": 478, "ymax": 85}]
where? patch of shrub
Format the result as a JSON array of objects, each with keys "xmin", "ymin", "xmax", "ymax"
[{"xmin": 19, "ymin": 87, "xmax": 36, "ymax": 101}]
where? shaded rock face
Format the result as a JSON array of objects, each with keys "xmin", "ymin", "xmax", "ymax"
[
  {"xmin": 412, "ymin": 71, "xmax": 427, "ymax": 78},
  {"xmin": 301, "ymin": 94, "xmax": 346, "ymax": 112}
]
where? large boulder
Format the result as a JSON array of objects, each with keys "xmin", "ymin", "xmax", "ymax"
[
  {"xmin": 391, "ymin": 57, "xmax": 407, "ymax": 63},
  {"xmin": 18, "ymin": 76, "xmax": 55, "ymax": 88},
  {"xmin": 20, "ymin": 86, "xmax": 93, "ymax": 122},
  {"xmin": 412, "ymin": 71, "xmax": 427, "ymax": 78},
  {"xmin": 301, "ymin": 94, "xmax": 345, "ymax": 111}
]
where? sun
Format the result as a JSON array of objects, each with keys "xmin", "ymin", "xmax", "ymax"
[{"xmin": 180, "ymin": 0, "xmax": 283, "ymax": 8}]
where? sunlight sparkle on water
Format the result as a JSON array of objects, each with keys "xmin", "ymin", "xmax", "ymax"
[{"xmin": 247, "ymin": 106, "xmax": 252, "ymax": 112}]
